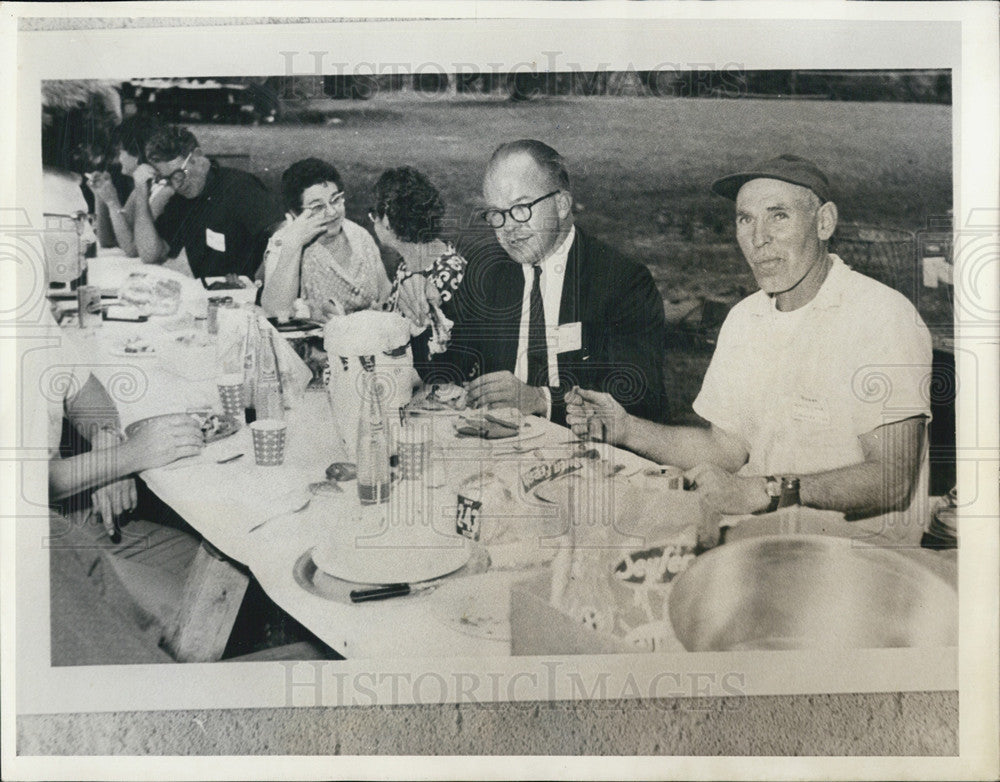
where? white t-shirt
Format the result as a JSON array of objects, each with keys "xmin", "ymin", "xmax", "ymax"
[{"xmin": 693, "ymin": 254, "xmax": 933, "ymax": 543}]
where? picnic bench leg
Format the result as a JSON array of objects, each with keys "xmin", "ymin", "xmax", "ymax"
[{"xmin": 163, "ymin": 540, "xmax": 249, "ymax": 663}]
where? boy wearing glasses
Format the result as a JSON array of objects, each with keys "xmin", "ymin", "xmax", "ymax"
[
  {"xmin": 442, "ymin": 139, "xmax": 667, "ymax": 427},
  {"xmin": 133, "ymin": 125, "xmax": 282, "ymax": 280}
]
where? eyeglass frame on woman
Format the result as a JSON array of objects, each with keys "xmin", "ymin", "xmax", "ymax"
[
  {"xmin": 155, "ymin": 152, "xmax": 193, "ymax": 189},
  {"xmin": 303, "ymin": 189, "xmax": 346, "ymax": 217},
  {"xmin": 480, "ymin": 189, "xmax": 561, "ymax": 229}
]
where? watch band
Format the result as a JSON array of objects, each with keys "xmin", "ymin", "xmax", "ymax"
[{"xmin": 764, "ymin": 474, "xmax": 781, "ymax": 513}]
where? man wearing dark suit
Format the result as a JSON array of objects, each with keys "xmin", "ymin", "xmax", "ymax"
[{"xmin": 445, "ymin": 139, "xmax": 667, "ymax": 426}]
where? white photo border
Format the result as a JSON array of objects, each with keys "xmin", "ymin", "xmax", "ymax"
[{"xmin": 2, "ymin": 1, "xmax": 998, "ymax": 777}]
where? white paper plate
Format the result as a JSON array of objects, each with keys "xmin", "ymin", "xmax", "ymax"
[
  {"xmin": 452, "ymin": 416, "xmax": 547, "ymax": 445},
  {"xmin": 428, "ymin": 571, "xmax": 522, "ymax": 642},
  {"xmin": 312, "ymin": 533, "xmax": 472, "ymax": 585},
  {"xmin": 294, "ymin": 544, "xmax": 490, "ymax": 604}
]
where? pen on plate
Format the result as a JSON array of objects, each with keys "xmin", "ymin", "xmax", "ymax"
[{"xmin": 349, "ymin": 583, "xmax": 436, "ymax": 603}]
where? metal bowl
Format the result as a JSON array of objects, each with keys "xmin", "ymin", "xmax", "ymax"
[{"xmin": 668, "ymin": 535, "xmax": 957, "ymax": 651}]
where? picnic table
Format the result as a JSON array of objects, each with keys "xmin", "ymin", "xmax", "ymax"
[
  {"xmin": 56, "ymin": 252, "xmax": 957, "ymax": 664},
  {"xmin": 72, "ymin": 253, "xmax": 678, "ymax": 661}
]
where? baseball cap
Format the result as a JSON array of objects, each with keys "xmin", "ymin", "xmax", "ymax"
[{"xmin": 711, "ymin": 154, "xmax": 833, "ymax": 203}]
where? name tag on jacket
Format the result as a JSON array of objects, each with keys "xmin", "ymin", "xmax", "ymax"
[
  {"xmin": 205, "ymin": 228, "xmax": 226, "ymax": 252},
  {"xmin": 556, "ymin": 321, "xmax": 582, "ymax": 354}
]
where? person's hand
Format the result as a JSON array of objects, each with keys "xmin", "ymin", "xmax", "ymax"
[
  {"xmin": 121, "ymin": 415, "xmax": 204, "ymax": 472},
  {"xmin": 91, "ymin": 478, "xmax": 137, "ymax": 540},
  {"xmin": 316, "ymin": 298, "xmax": 344, "ymax": 321},
  {"xmin": 283, "ymin": 209, "xmax": 330, "ymax": 249},
  {"xmin": 466, "ymin": 371, "xmax": 546, "ymax": 416},
  {"xmin": 683, "ymin": 463, "xmax": 768, "ymax": 516},
  {"xmin": 565, "ymin": 386, "xmax": 631, "ymax": 445},
  {"xmin": 396, "ymin": 275, "xmax": 440, "ymax": 328},
  {"xmin": 131, "ymin": 163, "xmax": 158, "ymax": 188},
  {"xmin": 85, "ymin": 171, "xmax": 120, "ymax": 208},
  {"xmin": 684, "ymin": 463, "xmax": 766, "ymax": 550}
]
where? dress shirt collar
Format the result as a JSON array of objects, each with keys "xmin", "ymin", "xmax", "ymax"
[{"xmin": 541, "ymin": 224, "xmax": 575, "ymax": 272}]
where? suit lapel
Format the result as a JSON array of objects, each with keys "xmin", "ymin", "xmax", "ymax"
[
  {"xmin": 496, "ymin": 258, "xmax": 524, "ymax": 372},
  {"xmin": 559, "ymin": 232, "xmax": 584, "ymax": 326}
]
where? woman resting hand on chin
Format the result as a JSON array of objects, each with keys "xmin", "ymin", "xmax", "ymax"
[{"xmin": 259, "ymin": 158, "xmax": 390, "ymax": 322}]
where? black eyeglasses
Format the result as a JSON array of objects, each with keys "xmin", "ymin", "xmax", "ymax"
[
  {"xmin": 155, "ymin": 152, "xmax": 193, "ymax": 189},
  {"xmin": 481, "ymin": 190, "xmax": 560, "ymax": 229}
]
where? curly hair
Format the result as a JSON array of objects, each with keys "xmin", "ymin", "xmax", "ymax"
[
  {"xmin": 111, "ymin": 114, "xmax": 163, "ymax": 162},
  {"xmin": 144, "ymin": 125, "xmax": 199, "ymax": 164},
  {"xmin": 280, "ymin": 158, "xmax": 344, "ymax": 214},
  {"xmin": 372, "ymin": 167, "xmax": 445, "ymax": 244}
]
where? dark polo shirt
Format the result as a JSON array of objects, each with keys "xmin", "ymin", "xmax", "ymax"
[{"xmin": 155, "ymin": 161, "xmax": 282, "ymax": 279}]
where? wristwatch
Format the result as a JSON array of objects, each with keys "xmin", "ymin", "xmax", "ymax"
[{"xmin": 764, "ymin": 475, "xmax": 781, "ymax": 513}]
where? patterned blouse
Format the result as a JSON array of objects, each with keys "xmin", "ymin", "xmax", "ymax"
[
  {"xmin": 387, "ymin": 245, "xmax": 467, "ymax": 311},
  {"xmin": 299, "ymin": 219, "xmax": 391, "ymax": 315}
]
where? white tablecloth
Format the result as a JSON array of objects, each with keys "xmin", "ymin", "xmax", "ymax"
[
  {"xmin": 77, "ymin": 253, "xmax": 680, "ymax": 659},
  {"xmin": 142, "ymin": 391, "xmax": 612, "ymax": 658}
]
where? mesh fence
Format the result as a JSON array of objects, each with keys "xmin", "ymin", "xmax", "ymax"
[{"xmin": 831, "ymin": 225, "xmax": 918, "ymax": 303}]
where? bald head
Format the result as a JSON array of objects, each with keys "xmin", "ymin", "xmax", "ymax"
[{"xmin": 486, "ymin": 139, "xmax": 570, "ymax": 193}]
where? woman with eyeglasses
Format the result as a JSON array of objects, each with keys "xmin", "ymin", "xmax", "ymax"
[
  {"xmin": 86, "ymin": 114, "xmax": 172, "ymax": 257},
  {"xmin": 260, "ymin": 158, "xmax": 389, "ymax": 321},
  {"xmin": 370, "ymin": 167, "xmax": 467, "ymax": 367}
]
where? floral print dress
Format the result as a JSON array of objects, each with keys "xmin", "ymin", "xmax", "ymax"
[{"xmin": 387, "ymin": 245, "xmax": 467, "ymax": 370}]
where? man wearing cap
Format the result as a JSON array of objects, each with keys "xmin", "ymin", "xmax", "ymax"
[
  {"xmin": 422, "ymin": 139, "xmax": 667, "ymax": 426},
  {"xmin": 567, "ymin": 154, "xmax": 932, "ymax": 545},
  {"xmin": 133, "ymin": 125, "xmax": 283, "ymax": 279}
]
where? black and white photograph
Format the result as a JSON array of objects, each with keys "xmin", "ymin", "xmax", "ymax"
[{"xmin": 3, "ymin": 2, "xmax": 998, "ymax": 778}]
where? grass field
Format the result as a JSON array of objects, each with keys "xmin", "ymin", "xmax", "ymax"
[{"xmin": 192, "ymin": 94, "xmax": 953, "ymax": 423}]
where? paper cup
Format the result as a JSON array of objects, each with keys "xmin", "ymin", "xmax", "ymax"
[
  {"xmin": 455, "ymin": 493, "xmax": 483, "ymax": 542},
  {"xmin": 217, "ymin": 372, "xmax": 245, "ymax": 424},
  {"xmin": 398, "ymin": 419, "xmax": 432, "ymax": 482},
  {"xmin": 250, "ymin": 419, "xmax": 287, "ymax": 466}
]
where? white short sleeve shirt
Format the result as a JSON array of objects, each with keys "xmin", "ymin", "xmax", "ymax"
[{"xmin": 693, "ymin": 255, "xmax": 933, "ymax": 542}]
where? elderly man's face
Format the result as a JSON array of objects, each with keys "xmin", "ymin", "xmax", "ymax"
[
  {"xmin": 735, "ymin": 178, "xmax": 833, "ymax": 308},
  {"xmin": 482, "ymin": 152, "xmax": 569, "ymax": 266}
]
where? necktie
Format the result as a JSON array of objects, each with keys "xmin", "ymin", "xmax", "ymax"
[{"xmin": 527, "ymin": 264, "xmax": 548, "ymax": 386}]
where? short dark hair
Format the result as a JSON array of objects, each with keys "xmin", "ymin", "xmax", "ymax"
[
  {"xmin": 488, "ymin": 139, "xmax": 570, "ymax": 191},
  {"xmin": 372, "ymin": 167, "xmax": 445, "ymax": 244},
  {"xmin": 280, "ymin": 158, "xmax": 344, "ymax": 214},
  {"xmin": 144, "ymin": 125, "xmax": 198, "ymax": 164},
  {"xmin": 111, "ymin": 114, "xmax": 163, "ymax": 163}
]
